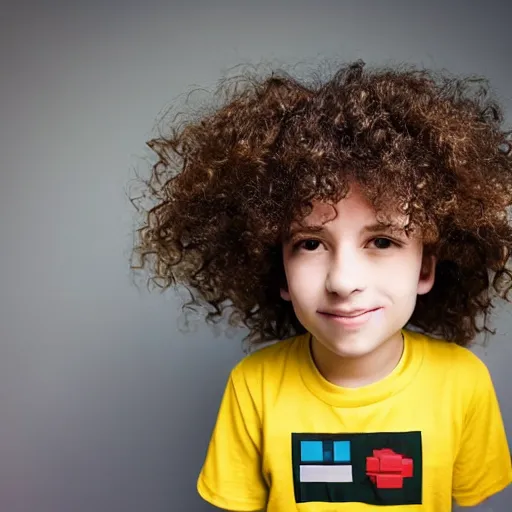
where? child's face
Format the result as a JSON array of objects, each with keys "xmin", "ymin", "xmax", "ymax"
[{"xmin": 280, "ymin": 183, "xmax": 436, "ymax": 360}]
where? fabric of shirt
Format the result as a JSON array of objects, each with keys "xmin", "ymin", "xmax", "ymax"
[{"xmin": 197, "ymin": 329, "xmax": 512, "ymax": 511}]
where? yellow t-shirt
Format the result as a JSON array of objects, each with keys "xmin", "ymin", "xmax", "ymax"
[{"xmin": 197, "ymin": 329, "xmax": 512, "ymax": 511}]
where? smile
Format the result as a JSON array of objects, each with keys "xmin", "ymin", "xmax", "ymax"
[{"xmin": 319, "ymin": 308, "xmax": 381, "ymax": 327}]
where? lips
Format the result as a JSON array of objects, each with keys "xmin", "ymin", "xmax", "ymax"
[
  {"xmin": 319, "ymin": 308, "xmax": 382, "ymax": 328},
  {"xmin": 320, "ymin": 308, "xmax": 379, "ymax": 318}
]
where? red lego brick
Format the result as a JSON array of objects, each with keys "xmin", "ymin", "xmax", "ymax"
[
  {"xmin": 380, "ymin": 453, "xmax": 403, "ymax": 472},
  {"xmin": 376, "ymin": 474, "xmax": 404, "ymax": 489},
  {"xmin": 402, "ymin": 458, "xmax": 413, "ymax": 478},
  {"xmin": 366, "ymin": 457, "xmax": 379, "ymax": 472},
  {"xmin": 366, "ymin": 448, "xmax": 414, "ymax": 488}
]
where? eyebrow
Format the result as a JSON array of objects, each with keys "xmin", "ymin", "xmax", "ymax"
[{"xmin": 285, "ymin": 222, "xmax": 405, "ymax": 240}]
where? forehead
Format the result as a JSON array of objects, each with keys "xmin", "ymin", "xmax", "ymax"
[
  {"xmin": 307, "ymin": 187, "xmax": 374, "ymax": 224},
  {"xmin": 288, "ymin": 184, "xmax": 410, "ymax": 234}
]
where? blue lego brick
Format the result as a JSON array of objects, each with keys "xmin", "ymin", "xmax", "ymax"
[
  {"xmin": 334, "ymin": 440, "xmax": 351, "ymax": 462},
  {"xmin": 300, "ymin": 440, "xmax": 324, "ymax": 462}
]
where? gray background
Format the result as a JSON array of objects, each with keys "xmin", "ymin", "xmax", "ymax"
[{"xmin": 1, "ymin": 0, "xmax": 511, "ymax": 510}]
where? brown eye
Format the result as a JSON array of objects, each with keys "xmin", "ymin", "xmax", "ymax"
[
  {"xmin": 372, "ymin": 238, "xmax": 393, "ymax": 249},
  {"xmin": 295, "ymin": 239, "xmax": 321, "ymax": 251}
]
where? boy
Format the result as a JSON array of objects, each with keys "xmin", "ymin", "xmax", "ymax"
[{"xmin": 132, "ymin": 60, "xmax": 512, "ymax": 510}]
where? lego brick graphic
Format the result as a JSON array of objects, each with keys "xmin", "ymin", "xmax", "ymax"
[
  {"xmin": 300, "ymin": 465, "xmax": 353, "ymax": 483},
  {"xmin": 300, "ymin": 440, "xmax": 324, "ymax": 462},
  {"xmin": 366, "ymin": 448, "xmax": 414, "ymax": 489},
  {"xmin": 334, "ymin": 440, "xmax": 351, "ymax": 462},
  {"xmin": 292, "ymin": 432, "xmax": 422, "ymax": 506},
  {"xmin": 299, "ymin": 440, "xmax": 354, "ymax": 483}
]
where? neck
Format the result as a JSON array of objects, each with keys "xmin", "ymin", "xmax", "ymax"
[{"xmin": 310, "ymin": 331, "xmax": 404, "ymax": 388}]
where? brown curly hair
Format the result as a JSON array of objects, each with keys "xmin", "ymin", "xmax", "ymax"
[{"xmin": 131, "ymin": 60, "xmax": 512, "ymax": 347}]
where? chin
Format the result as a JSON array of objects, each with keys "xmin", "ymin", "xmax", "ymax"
[
  {"xmin": 332, "ymin": 345, "xmax": 377, "ymax": 359},
  {"xmin": 318, "ymin": 338, "xmax": 380, "ymax": 359}
]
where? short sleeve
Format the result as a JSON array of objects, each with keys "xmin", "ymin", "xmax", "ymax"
[
  {"xmin": 197, "ymin": 365, "xmax": 268, "ymax": 511},
  {"xmin": 452, "ymin": 359, "xmax": 512, "ymax": 507}
]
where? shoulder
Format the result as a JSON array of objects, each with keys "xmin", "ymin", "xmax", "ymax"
[
  {"xmin": 413, "ymin": 330, "xmax": 489, "ymax": 374},
  {"xmin": 232, "ymin": 333, "xmax": 305, "ymax": 381},
  {"xmin": 226, "ymin": 333, "xmax": 306, "ymax": 405},
  {"xmin": 410, "ymin": 330, "xmax": 494, "ymax": 397}
]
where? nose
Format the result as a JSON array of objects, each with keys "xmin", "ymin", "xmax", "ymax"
[{"xmin": 325, "ymin": 247, "xmax": 367, "ymax": 297}]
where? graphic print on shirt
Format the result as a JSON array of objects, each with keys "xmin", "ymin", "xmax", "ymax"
[{"xmin": 291, "ymin": 431, "xmax": 422, "ymax": 505}]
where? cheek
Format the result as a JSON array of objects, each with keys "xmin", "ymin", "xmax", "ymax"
[
  {"xmin": 288, "ymin": 272, "xmax": 321, "ymax": 297},
  {"xmin": 286, "ymin": 264, "xmax": 324, "ymax": 303},
  {"xmin": 376, "ymin": 257, "xmax": 423, "ymax": 295},
  {"xmin": 286, "ymin": 257, "xmax": 323, "ymax": 283},
  {"xmin": 372, "ymin": 307, "xmax": 388, "ymax": 327}
]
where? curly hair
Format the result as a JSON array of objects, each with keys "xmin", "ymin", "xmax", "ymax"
[{"xmin": 131, "ymin": 59, "xmax": 512, "ymax": 347}]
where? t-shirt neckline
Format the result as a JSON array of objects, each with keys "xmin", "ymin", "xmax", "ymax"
[{"xmin": 298, "ymin": 329, "xmax": 425, "ymax": 407}]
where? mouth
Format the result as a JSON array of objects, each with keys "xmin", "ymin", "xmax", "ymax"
[
  {"xmin": 318, "ymin": 308, "xmax": 382, "ymax": 327},
  {"xmin": 320, "ymin": 308, "xmax": 380, "ymax": 318}
]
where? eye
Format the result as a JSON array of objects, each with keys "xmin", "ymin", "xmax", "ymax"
[
  {"xmin": 370, "ymin": 237, "xmax": 394, "ymax": 249},
  {"xmin": 293, "ymin": 239, "xmax": 321, "ymax": 251}
]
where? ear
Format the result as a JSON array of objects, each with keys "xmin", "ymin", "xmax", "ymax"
[
  {"xmin": 280, "ymin": 274, "xmax": 291, "ymax": 301},
  {"xmin": 417, "ymin": 253, "xmax": 436, "ymax": 295}
]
